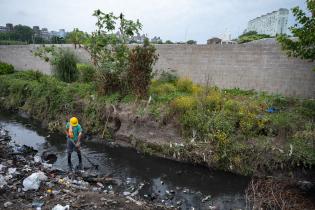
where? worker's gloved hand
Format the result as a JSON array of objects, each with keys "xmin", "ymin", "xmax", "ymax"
[{"xmin": 75, "ymin": 141, "xmax": 81, "ymax": 149}]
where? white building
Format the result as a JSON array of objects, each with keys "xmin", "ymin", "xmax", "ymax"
[{"xmin": 247, "ymin": 8, "xmax": 289, "ymax": 36}]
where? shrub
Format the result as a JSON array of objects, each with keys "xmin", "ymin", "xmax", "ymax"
[
  {"xmin": 77, "ymin": 64, "xmax": 96, "ymax": 82},
  {"xmin": 128, "ymin": 39, "xmax": 158, "ymax": 97},
  {"xmin": 176, "ymin": 78, "xmax": 193, "ymax": 93},
  {"xmin": 0, "ymin": 62, "xmax": 14, "ymax": 75},
  {"xmin": 300, "ymin": 100, "xmax": 315, "ymax": 118},
  {"xmin": 223, "ymin": 88, "xmax": 255, "ymax": 96},
  {"xmin": 171, "ymin": 96, "xmax": 197, "ymax": 112},
  {"xmin": 158, "ymin": 70, "xmax": 178, "ymax": 84},
  {"xmin": 290, "ymin": 129, "xmax": 315, "ymax": 167},
  {"xmin": 191, "ymin": 84, "xmax": 204, "ymax": 95},
  {"xmin": 150, "ymin": 83, "xmax": 176, "ymax": 96},
  {"xmin": 224, "ymin": 99, "xmax": 240, "ymax": 112},
  {"xmin": 202, "ymin": 89, "xmax": 222, "ymax": 111},
  {"xmin": 51, "ymin": 49, "xmax": 79, "ymax": 83},
  {"xmin": 13, "ymin": 70, "xmax": 43, "ymax": 81}
]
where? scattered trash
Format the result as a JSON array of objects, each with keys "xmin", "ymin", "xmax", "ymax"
[
  {"xmin": 52, "ymin": 204, "xmax": 70, "ymax": 210},
  {"xmin": 0, "ymin": 175, "xmax": 7, "ymax": 188},
  {"xmin": 34, "ymin": 155, "xmax": 42, "ymax": 163},
  {"xmin": 32, "ymin": 200, "xmax": 44, "ymax": 209},
  {"xmin": 3, "ymin": 201, "xmax": 13, "ymax": 208},
  {"xmin": 202, "ymin": 195, "xmax": 211, "ymax": 202},
  {"xmin": 0, "ymin": 164, "xmax": 6, "ymax": 172},
  {"xmin": 266, "ymin": 107, "xmax": 279, "ymax": 113},
  {"xmin": 42, "ymin": 163, "xmax": 53, "ymax": 169},
  {"xmin": 123, "ymin": 191, "xmax": 131, "ymax": 196},
  {"xmin": 22, "ymin": 171, "xmax": 47, "ymax": 191},
  {"xmin": 8, "ymin": 167, "xmax": 17, "ymax": 175}
]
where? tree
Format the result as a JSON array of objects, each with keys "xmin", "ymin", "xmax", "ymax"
[
  {"xmin": 128, "ymin": 38, "xmax": 158, "ymax": 97},
  {"xmin": 12, "ymin": 25, "xmax": 33, "ymax": 43},
  {"xmin": 51, "ymin": 36, "xmax": 65, "ymax": 44},
  {"xmin": 277, "ymin": 0, "xmax": 315, "ymax": 71},
  {"xmin": 186, "ymin": 40, "xmax": 197, "ymax": 44},
  {"xmin": 238, "ymin": 31, "xmax": 271, "ymax": 43},
  {"xmin": 165, "ymin": 40, "xmax": 173, "ymax": 44},
  {"xmin": 86, "ymin": 10, "xmax": 142, "ymax": 94},
  {"xmin": 66, "ymin": 28, "xmax": 86, "ymax": 49}
]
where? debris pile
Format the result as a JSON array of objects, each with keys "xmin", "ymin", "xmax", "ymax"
[{"xmin": 0, "ymin": 126, "xmax": 168, "ymax": 209}]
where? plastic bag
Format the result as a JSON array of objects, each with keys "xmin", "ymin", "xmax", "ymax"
[
  {"xmin": 0, "ymin": 175, "xmax": 7, "ymax": 188},
  {"xmin": 52, "ymin": 204, "xmax": 70, "ymax": 210},
  {"xmin": 23, "ymin": 171, "xmax": 47, "ymax": 191}
]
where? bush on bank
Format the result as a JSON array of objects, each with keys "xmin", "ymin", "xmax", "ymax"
[
  {"xmin": 0, "ymin": 61, "xmax": 14, "ymax": 75},
  {"xmin": 149, "ymin": 75, "xmax": 315, "ymax": 174},
  {"xmin": 0, "ymin": 70, "xmax": 314, "ymax": 175}
]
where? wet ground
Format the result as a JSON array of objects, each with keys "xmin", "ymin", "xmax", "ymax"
[{"xmin": 0, "ymin": 111, "xmax": 250, "ymax": 209}]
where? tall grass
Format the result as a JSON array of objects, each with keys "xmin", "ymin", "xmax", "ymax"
[{"xmin": 52, "ymin": 49, "xmax": 79, "ymax": 83}]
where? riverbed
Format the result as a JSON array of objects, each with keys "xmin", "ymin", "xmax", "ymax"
[{"xmin": 0, "ymin": 111, "xmax": 249, "ymax": 209}]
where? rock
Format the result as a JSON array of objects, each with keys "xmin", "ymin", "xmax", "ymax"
[
  {"xmin": 41, "ymin": 152, "xmax": 57, "ymax": 164},
  {"xmin": 3, "ymin": 201, "xmax": 13, "ymax": 208}
]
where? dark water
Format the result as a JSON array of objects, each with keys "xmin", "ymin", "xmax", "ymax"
[{"xmin": 0, "ymin": 111, "xmax": 249, "ymax": 209}]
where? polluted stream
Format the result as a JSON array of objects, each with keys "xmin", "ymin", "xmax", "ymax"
[{"xmin": 0, "ymin": 111, "xmax": 249, "ymax": 209}]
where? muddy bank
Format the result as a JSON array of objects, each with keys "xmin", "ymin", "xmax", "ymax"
[{"xmin": 0, "ymin": 125, "xmax": 168, "ymax": 210}]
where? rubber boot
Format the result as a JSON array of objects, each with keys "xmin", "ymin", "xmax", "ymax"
[
  {"xmin": 67, "ymin": 152, "xmax": 73, "ymax": 171},
  {"xmin": 77, "ymin": 150, "xmax": 82, "ymax": 170}
]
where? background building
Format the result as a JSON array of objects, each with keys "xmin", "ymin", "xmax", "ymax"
[
  {"xmin": 40, "ymin": 28, "xmax": 49, "ymax": 40},
  {"xmin": 246, "ymin": 8, "xmax": 289, "ymax": 36}
]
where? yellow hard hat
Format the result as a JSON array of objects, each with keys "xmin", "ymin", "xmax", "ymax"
[{"xmin": 70, "ymin": 117, "xmax": 79, "ymax": 126}]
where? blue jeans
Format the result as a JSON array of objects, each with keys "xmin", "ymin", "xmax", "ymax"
[{"xmin": 67, "ymin": 138, "xmax": 82, "ymax": 166}]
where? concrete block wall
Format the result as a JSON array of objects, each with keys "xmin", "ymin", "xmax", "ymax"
[
  {"xmin": 154, "ymin": 44, "xmax": 315, "ymax": 98},
  {"xmin": 0, "ymin": 44, "xmax": 314, "ymax": 98}
]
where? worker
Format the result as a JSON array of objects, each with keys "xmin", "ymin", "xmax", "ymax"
[{"xmin": 66, "ymin": 117, "xmax": 83, "ymax": 171}]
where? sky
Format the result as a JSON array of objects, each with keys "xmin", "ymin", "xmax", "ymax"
[{"xmin": 0, "ymin": 0, "xmax": 306, "ymax": 43}]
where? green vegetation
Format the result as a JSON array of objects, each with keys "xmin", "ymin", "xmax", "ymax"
[
  {"xmin": 186, "ymin": 40, "xmax": 197, "ymax": 44},
  {"xmin": 0, "ymin": 40, "xmax": 27, "ymax": 45},
  {"xmin": 0, "ymin": 70, "xmax": 314, "ymax": 175},
  {"xmin": 128, "ymin": 38, "xmax": 158, "ymax": 97},
  {"xmin": 277, "ymin": 0, "xmax": 315, "ymax": 71},
  {"xmin": 238, "ymin": 31, "xmax": 272, "ymax": 44},
  {"xmin": 0, "ymin": 25, "xmax": 33, "ymax": 44},
  {"xmin": 0, "ymin": 8, "xmax": 313, "ymax": 176},
  {"xmin": 34, "ymin": 46, "xmax": 79, "ymax": 82},
  {"xmin": 148, "ymin": 74, "xmax": 315, "ymax": 174},
  {"xmin": 66, "ymin": 28, "xmax": 87, "ymax": 49},
  {"xmin": 52, "ymin": 49, "xmax": 79, "ymax": 82},
  {"xmin": 77, "ymin": 63, "xmax": 96, "ymax": 82},
  {"xmin": 0, "ymin": 61, "xmax": 14, "ymax": 75}
]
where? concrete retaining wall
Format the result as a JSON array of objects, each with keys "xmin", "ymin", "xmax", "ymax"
[{"xmin": 0, "ymin": 44, "xmax": 314, "ymax": 98}]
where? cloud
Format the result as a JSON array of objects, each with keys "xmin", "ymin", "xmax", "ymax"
[{"xmin": 0, "ymin": 0, "xmax": 305, "ymax": 43}]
